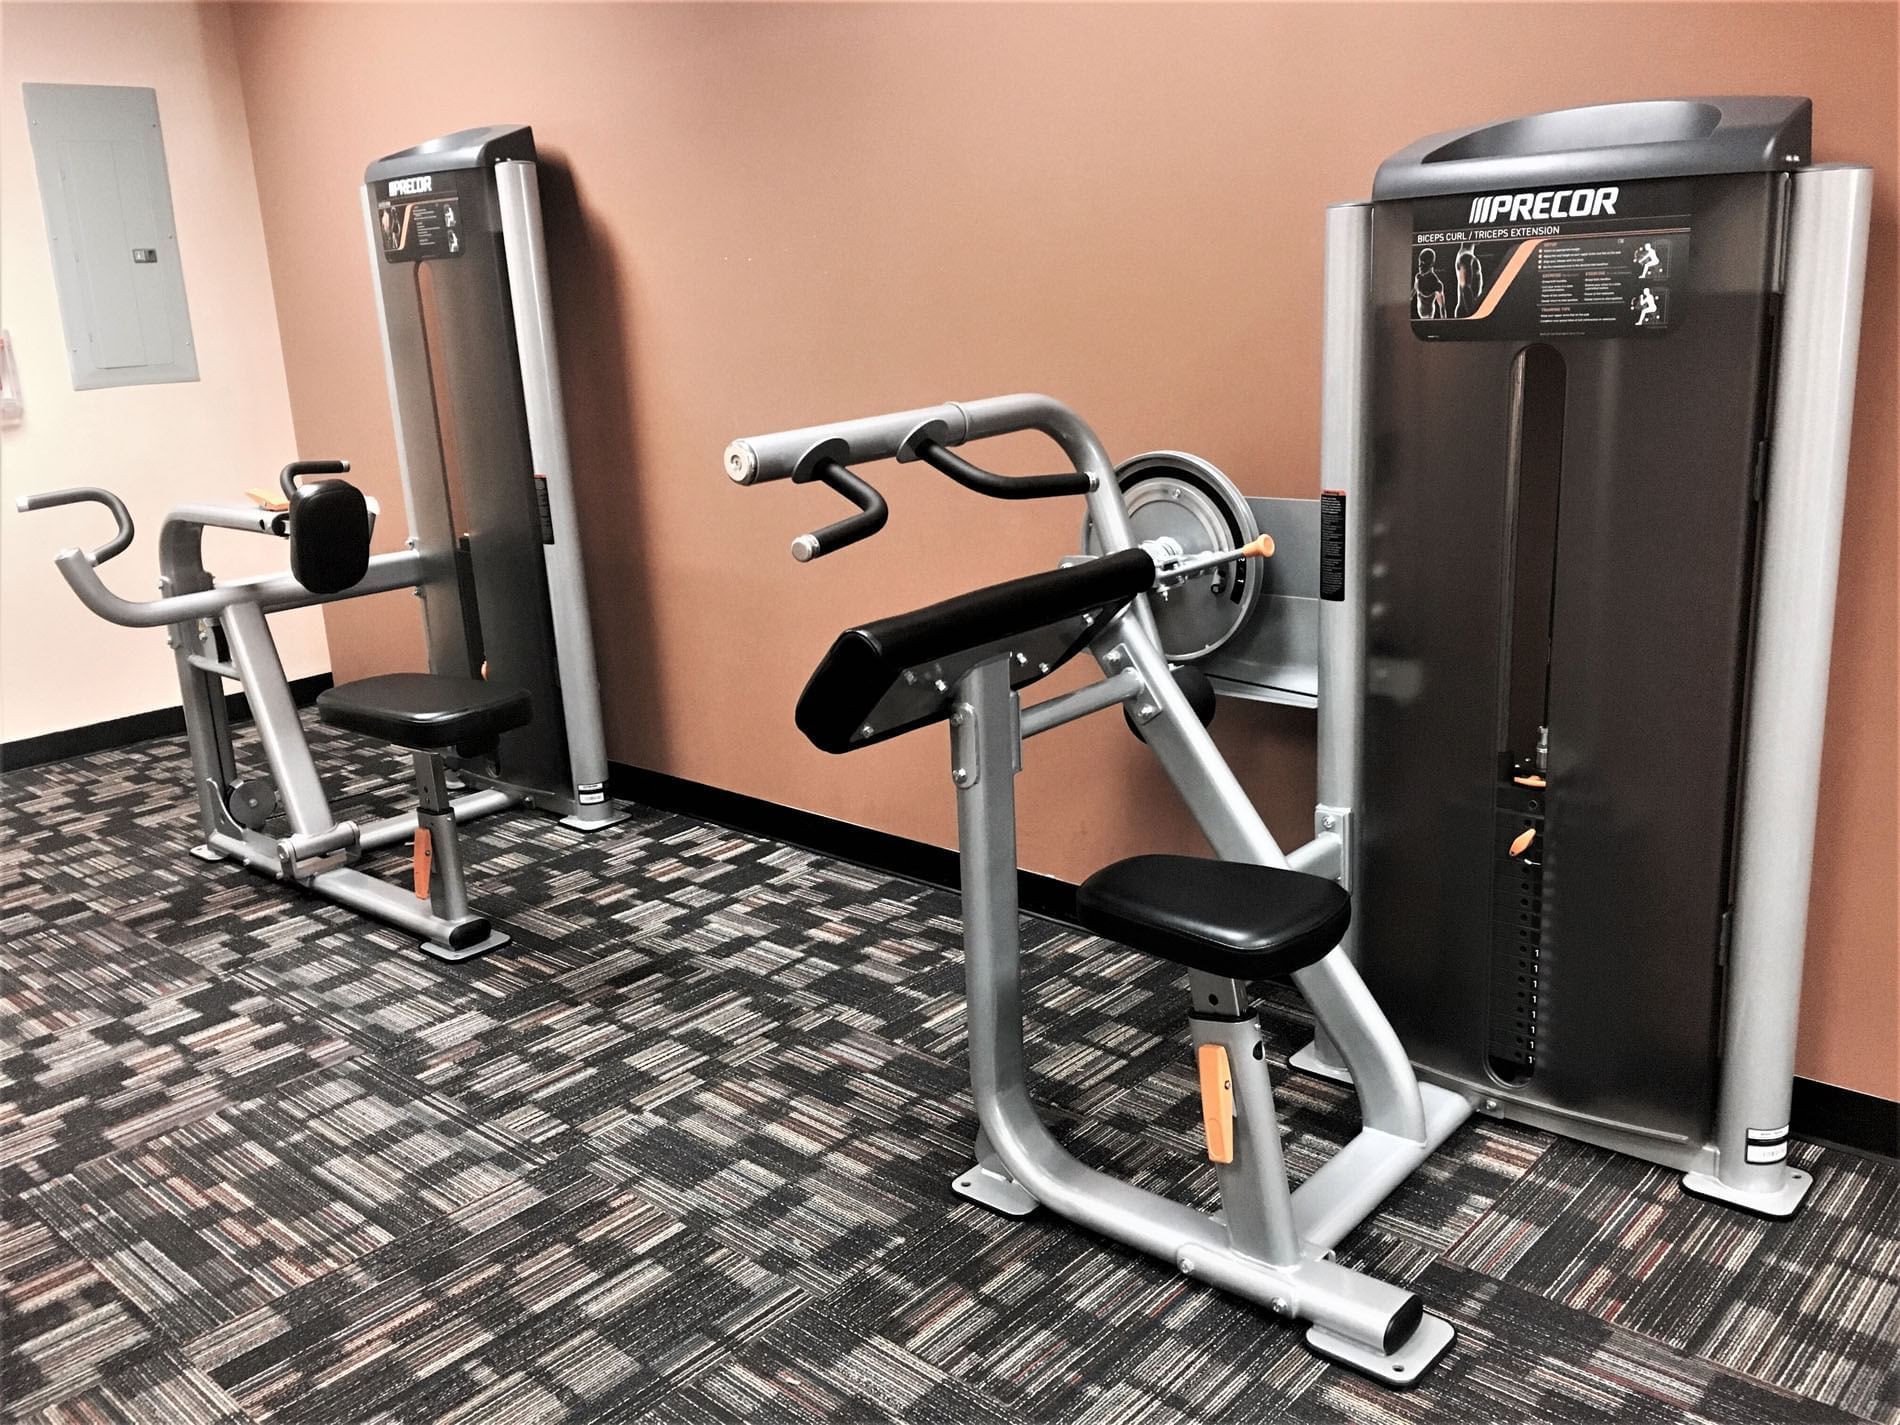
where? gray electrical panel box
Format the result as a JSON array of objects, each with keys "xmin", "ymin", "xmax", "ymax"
[{"xmin": 23, "ymin": 83, "xmax": 197, "ymax": 390}]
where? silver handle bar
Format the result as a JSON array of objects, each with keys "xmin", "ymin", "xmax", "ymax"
[
  {"xmin": 725, "ymin": 393, "xmax": 1111, "ymax": 490},
  {"xmin": 19, "ymin": 483, "xmax": 405, "ymax": 630}
]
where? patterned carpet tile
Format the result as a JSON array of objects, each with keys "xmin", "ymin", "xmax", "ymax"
[
  {"xmin": 5, "ymin": 722, "xmax": 1899, "ymax": 1424},
  {"xmin": 188, "ymin": 1153, "xmax": 805, "ymax": 1424},
  {"xmin": 1446, "ymin": 1135, "xmax": 1900, "ymax": 1420},
  {"xmin": 18, "ymin": 1342, "xmax": 250, "ymax": 1425},
  {"xmin": 1293, "ymin": 1259, "xmax": 1867, "ymax": 1425},
  {"xmin": 1, "ymin": 1197, "xmax": 166, "ymax": 1418},
  {"xmin": 588, "ymin": 1020, "xmax": 983, "ymax": 1295},
  {"xmin": 23, "ymin": 1057, "xmax": 551, "ymax": 1342},
  {"xmin": 0, "ymin": 976, "xmax": 357, "ymax": 1197},
  {"xmin": 1, "ymin": 902, "xmax": 200, "ymax": 1044},
  {"xmin": 660, "ymin": 1310, "xmax": 1022, "ymax": 1425}
]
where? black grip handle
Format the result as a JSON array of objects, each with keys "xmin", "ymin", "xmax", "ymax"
[
  {"xmin": 14, "ymin": 487, "xmax": 135, "ymax": 565},
  {"xmin": 912, "ymin": 439, "xmax": 1092, "ymax": 500},
  {"xmin": 792, "ymin": 459, "xmax": 889, "ymax": 562},
  {"xmin": 279, "ymin": 459, "xmax": 352, "ymax": 502}
]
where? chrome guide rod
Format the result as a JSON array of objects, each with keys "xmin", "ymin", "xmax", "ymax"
[
  {"xmin": 1690, "ymin": 163, "xmax": 1873, "ymax": 1214},
  {"xmin": 494, "ymin": 161, "xmax": 621, "ymax": 826}
]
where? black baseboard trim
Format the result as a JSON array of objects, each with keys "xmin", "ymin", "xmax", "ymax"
[
  {"xmin": 0, "ymin": 673, "xmax": 335, "ymax": 773},
  {"xmin": 609, "ymin": 759, "xmax": 1897, "ymax": 1162},
  {"xmin": 1790, "ymin": 1076, "xmax": 1899, "ymax": 1161}
]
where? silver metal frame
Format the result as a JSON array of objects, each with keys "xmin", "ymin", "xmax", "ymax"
[
  {"xmin": 1302, "ymin": 171, "xmax": 1874, "ymax": 1215},
  {"xmin": 730, "ymin": 394, "xmax": 1475, "ymax": 1383},
  {"xmin": 360, "ymin": 159, "xmax": 626, "ymax": 833},
  {"xmin": 493, "ymin": 161, "xmax": 624, "ymax": 831},
  {"xmin": 26, "ymin": 495, "xmax": 520, "ymax": 959},
  {"xmin": 1686, "ymin": 163, "xmax": 1874, "ymax": 1212}
]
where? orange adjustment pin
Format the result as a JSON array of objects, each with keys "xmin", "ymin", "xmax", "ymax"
[
  {"xmin": 245, "ymin": 487, "xmax": 289, "ymax": 512},
  {"xmin": 1509, "ymin": 827, "xmax": 1538, "ymax": 857},
  {"xmin": 1197, "ymin": 1043, "xmax": 1236, "ymax": 1165},
  {"xmin": 413, "ymin": 826, "xmax": 435, "ymax": 901},
  {"xmin": 1513, "ymin": 774, "xmax": 1546, "ymax": 788},
  {"xmin": 1238, "ymin": 533, "xmax": 1276, "ymax": 559}
]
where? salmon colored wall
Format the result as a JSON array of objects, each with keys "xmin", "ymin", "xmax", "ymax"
[
  {"xmin": 0, "ymin": 1, "xmax": 327, "ymax": 743},
  {"xmin": 225, "ymin": 2, "xmax": 1896, "ymax": 1100}
]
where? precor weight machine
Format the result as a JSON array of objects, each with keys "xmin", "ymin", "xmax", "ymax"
[
  {"xmin": 16, "ymin": 123, "xmax": 624, "ymax": 958},
  {"xmin": 1116, "ymin": 98, "xmax": 1873, "ymax": 1217},
  {"xmin": 726, "ymin": 399, "xmax": 1477, "ymax": 1383},
  {"xmin": 364, "ymin": 124, "xmax": 624, "ymax": 834}
]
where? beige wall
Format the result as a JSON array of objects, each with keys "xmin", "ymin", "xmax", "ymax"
[
  {"xmin": 226, "ymin": 2, "xmax": 1897, "ymax": 1100},
  {"xmin": 0, "ymin": 0, "xmax": 325, "ymax": 744}
]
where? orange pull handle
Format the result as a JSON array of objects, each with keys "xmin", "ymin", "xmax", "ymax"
[
  {"xmin": 1197, "ymin": 1043, "xmax": 1235, "ymax": 1164},
  {"xmin": 1238, "ymin": 532, "xmax": 1275, "ymax": 559},
  {"xmin": 1510, "ymin": 826, "xmax": 1538, "ymax": 857},
  {"xmin": 245, "ymin": 487, "xmax": 289, "ymax": 512},
  {"xmin": 413, "ymin": 826, "xmax": 434, "ymax": 901},
  {"xmin": 1513, "ymin": 774, "xmax": 1546, "ymax": 788}
]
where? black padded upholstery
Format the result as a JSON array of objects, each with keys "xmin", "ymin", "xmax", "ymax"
[
  {"xmin": 797, "ymin": 549, "xmax": 1155, "ymax": 754},
  {"xmin": 1075, "ymin": 855, "xmax": 1350, "ymax": 979},
  {"xmin": 317, "ymin": 673, "xmax": 531, "ymax": 751},
  {"xmin": 289, "ymin": 479, "xmax": 372, "ymax": 595}
]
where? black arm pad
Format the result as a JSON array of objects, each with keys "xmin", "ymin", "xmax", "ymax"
[{"xmin": 795, "ymin": 548, "xmax": 1155, "ymax": 754}]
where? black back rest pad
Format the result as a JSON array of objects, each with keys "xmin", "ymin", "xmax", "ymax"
[
  {"xmin": 796, "ymin": 548, "xmax": 1156, "ymax": 755},
  {"xmin": 289, "ymin": 479, "xmax": 372, "ymax": 595}
]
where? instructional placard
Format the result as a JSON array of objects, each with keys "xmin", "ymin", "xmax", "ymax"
[
  {"xmin": 376, "ymin": 171, "xmax": 464, "ymax": 263},
  {"xmin": 1409, "ymin": 179, "xmax": 1691, "ymax": 340}
]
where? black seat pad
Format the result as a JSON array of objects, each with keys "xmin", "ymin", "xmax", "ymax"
[
  {"xmin": 1075, "ymin": 855, "xmax": 1349, "ymax": 979},
  {"xmin": 317, "ymin": 673, "xmax": 531, "ymax": 751}
]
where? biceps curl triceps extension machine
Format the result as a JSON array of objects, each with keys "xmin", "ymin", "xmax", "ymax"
[
  {"xmin": 726, "ymin": 397, "xmax": 1474, "ymax": 1383},
  {"xmin": 720, "ymin": 95, "xmax": 1872, "ymax": 1383}
]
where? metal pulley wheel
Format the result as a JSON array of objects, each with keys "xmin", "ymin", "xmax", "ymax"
[
  {"xmin": 227, "ymin": 777, "xmax": 279, "ymax": 831},
  {"xmin": 1081, "ymin": 451, "xmax": 1262, "ymax": 662}
]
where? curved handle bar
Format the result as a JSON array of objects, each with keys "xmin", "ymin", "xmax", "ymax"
[
  {"xmin": 279, "ymin": 458, "xmax": 351, "ymax": 502},
  {"xmin": 911, "ymin": 440, "xmax": 1093, "ymax": 500},
  {"xmin": 14, "ymin": 487, "xmax": 135, "ymax": 565},
  {"xmin": 792, "ymin": 459, "xmax": 889, "ymax": 562}
]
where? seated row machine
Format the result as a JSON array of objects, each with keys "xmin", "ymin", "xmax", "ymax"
[
  {"xmin": 18, "ymin": 464, "xmax": 534, "ymax": 959},
  {"xmin": 726, "ymin": 394, "xmax": 1476, "ymax": 1383}
]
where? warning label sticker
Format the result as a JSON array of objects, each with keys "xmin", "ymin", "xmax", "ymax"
[
  {"xmin": 376, "ymin": 172, "xmax": 464, "ymax": 264},
  {"xmin": 1408, "ymin": 179, "xmax": 1690, "ymax": 340}
]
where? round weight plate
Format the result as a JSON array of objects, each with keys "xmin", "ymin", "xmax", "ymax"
[
  {"xmin": 227, "ymin": 777, "xmax": 278, "ymax": 831},
  {"xmin": 1081, "ymin": 451, "xmax": 1262, "ymax": 662}
]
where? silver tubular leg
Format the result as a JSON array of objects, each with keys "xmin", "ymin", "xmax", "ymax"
[
  {"xmin": 1190, "ymin": 1012, "xmax": 1302, "ymax": 1267},
  {"xmin": 219, "ymin": 601, "xmax": 336, "ymax": 835},
  {"xmin": 1688, "ymin": 164, "xmax": 1873, "ymax": 1216},
  {"xmin": 412, "ymin": 752, "xmax": 507, "ymax": 960},
  {"xmin": 494, "ymin": 161, "xmax": 626, "ymax": 832},
  {"xmin": 950, "ymin": 657, "xmax": 1450, "ymax": 1378}
]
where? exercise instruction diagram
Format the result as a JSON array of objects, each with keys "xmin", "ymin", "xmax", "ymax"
[{"xmin": 1409, "ymin": 179, "xmax": 1691, "ymax": 340}]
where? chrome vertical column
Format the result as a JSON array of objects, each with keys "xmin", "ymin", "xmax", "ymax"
[
  {"xmin": 1294, "ymin": 200, "xmax": 1376, "ymax": 1083},
  {"xmin": 1686, "ymin": 163, "xmax": 1873, "ymax": 1215},
  {"xmin": 494, "ymin": 161, "xmax": 625, "ymax": 830}
]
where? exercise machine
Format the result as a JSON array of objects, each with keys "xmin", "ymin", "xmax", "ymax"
[
  {"xmin": 726, "ymin": 397, "xmax": 1477, "ymax": 1383},
  {"xmin": 1299, "ymin": 97, "xmax": 1869, "ymax": 1217},
  {"xmin": 1092, "ymin": 98, "xmax": 1871, "ymax": 1217},
  {"xmin": 15, "ymin": 124, "xmax": 629, "ymax": 956},
  {"xmin": 363, "ymin": 125, "xmax": 623, "ymax": 832},
  {"xmin": 17, "ymin": 464, "xmax": 533, "ymax": 958}
]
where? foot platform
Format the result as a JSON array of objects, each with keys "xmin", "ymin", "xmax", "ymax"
[
  {"xmin": 421, "ymin": 927, "xmax": 511, "ymax": 962},
  {"xmin": 1681, "ymin": 1166, "xmax": 1813, "ymax": 1219},
  {"xmin": 1306, "ymin": 1311, "xmax": 1456, "ymax": 1387},
  {"xmin": 953, "ymin": 1155, "xmax": 1039, "ymax": 1218}
]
